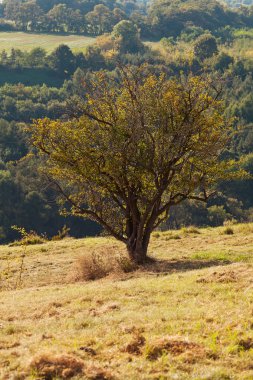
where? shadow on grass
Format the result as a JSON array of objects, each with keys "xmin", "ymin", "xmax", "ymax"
[{"xmin": 141, "ymin": 258, "xmax": 231, "ymax": 276}]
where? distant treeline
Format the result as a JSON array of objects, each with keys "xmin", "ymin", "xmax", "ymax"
[
  {"xmin": 0, "ymin": 45, "xmax": 106, "ymax": 75},
  {"xmin": 0, "ymin": 0, "xmax": 253, "ymax": 38}
]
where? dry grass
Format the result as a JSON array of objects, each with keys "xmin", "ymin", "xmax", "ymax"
[
  {"xmin": 30, "ymin": 353, "xmax": 84, "ymax": 378},
  {"xmin": 0, "ymin": 223, "xmax": 253, "ymax": 379},
  {"xmin": 145, "ymin": 336, "xmax": 207, "ymax": 361},
  {"xmin": 69, "ymin": 247, "xmax": 135, "ymax": 282}
]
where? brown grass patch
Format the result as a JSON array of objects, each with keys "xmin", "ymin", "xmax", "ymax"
[
  {"xmin": 79, "ymin": 346, "xmax": 96, "ymax": 356},
  {"xmin": 29, "ymin": 354, "xmax": 84, "ymax": 379},
  {"xmin": 223, "ymin": 227, "xmax": 234, "ymax": 235},
  {"xmin": 197, "ymin": 270, "xmax": 238, "ymax": 284},
  {"xmin": 238, "ymin": 338, "xmax": 253, "ymax": 351},
  {"xmin": 0, "ymin": 341, "xmax": 20, "ymax": 350},
  {"xmin": 197, "ymin": 265, "xmax": 253, "ymax": 284},
  {"xmin": 89, "ymin": 302, "xmax": 120, "ymax": 316},
  {"xmin": 123, "ymin": 333, "xmax": 146, "ymax": 355},
  {"xmin": 69, "ymin": 247, "xmax": 135, "ymax": 282},
  {"xmin": 145, "ymin": 336, "xmax": 206, "ymax": 361},
  {"xmin": 85, "ymin": 365, "xmax": 114, "ymax": 380}
]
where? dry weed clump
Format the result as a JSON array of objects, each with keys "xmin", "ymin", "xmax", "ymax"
[
  {"xmin": 238, "ymin": 338, "xmax": 253, "ymax": 351},
  {"xmin": 182, "ymin": 226, "xmax": 201, "ymax": 234},
  {"xmin": 85, "ymin": 365, "xmax": 114, "ymax": 380},
  {"xmin": 223, "ymin": 227, "xmax": 234, "ymax": 235},
  {"xmin": 123, "ymin": 333, "xmax": 146, "ymax": 355},
  {"xmin": 51, "ymin": 225, "xmax": 70, "ymax": 241},
  {"xmin": 89, "ymin": 302, "xmax": 120, "ymax": 316},
  {"xmin": 197, "ymin": 265, "xmax": 253, "ymax": 285},
  {"xmin": 145, "ymin": 336, "xmax": 206, "ymax": 361},
  {"xmin": 69, "ymin": 248, "xmax": 136, "ymax": 281},
  {"xmin": 29, "ymin": 354, "xmax": 84, "ymax": 378},
  {"xmin": 10, "ymin": 226, "xmax": 47, "ymax": 246},
  {"xmin": 197, "ymin": 270, "xmax": 238, "ymax": 284}
]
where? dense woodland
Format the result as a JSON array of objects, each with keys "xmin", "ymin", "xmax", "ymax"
[
  {"xmin": 0, "ymin": 0, "xmax": 253, "ymax": 36},
  {"xmin": 0, "ymin": 0, "xmax": 253, "ymax": 243}
]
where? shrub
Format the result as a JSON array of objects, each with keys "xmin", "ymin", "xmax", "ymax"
[
  {"xmin": 51, "ymin": 225, "xmax": 70, "ymax": 241},
  {"xmin": 9, "ymin": 230, "xmax": 46, "ymax": 246},
  {"xmin": 223, "ymin": 227, "xmax": 234, "ymax": 235},
  {"xmin": 115, "ymin": 254, "xmax": 136, "ymax": 273},
  {"xmin": 208, "ymin": 205, "xmax": 231, "ymax": 227},
  {"xmin": 69, "ymin": 248, "xmax": 136, "ymax": 282},
  {"xmin": 194, "ymin": 34, "xmax": 218, "ymax": 60},
  {"xmin": 74, "ymin": 252, "xmax": 110, "ymax": 281}
]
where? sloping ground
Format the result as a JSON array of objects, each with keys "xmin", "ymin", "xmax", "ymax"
[
  {"xmin": 0, "ymin": 224, "xmax": 253, "ymax": 379},
  {"xmin": 0, "ymin": 32, "xmax": 96, "ymax": 53}
]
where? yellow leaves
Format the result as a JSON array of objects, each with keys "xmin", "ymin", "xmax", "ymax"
[{"xmin": 29, "ymin": 65, "xmax": 245, "ymax": 234}]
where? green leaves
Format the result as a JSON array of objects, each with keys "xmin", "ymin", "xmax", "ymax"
[{"xmin": 31, "ymin": 66, "xmax": 241, "ymax": 258}]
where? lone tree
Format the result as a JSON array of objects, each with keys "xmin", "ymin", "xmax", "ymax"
[
  {"xmin": 31, "ymin": 66, "xmax": 232, "ymax": 264},
  {"xmin": 194, "ymin": 34, "xmax": 218, "ymax": 61},
  {"xmin": 112, "ymin": 20, "xmax": 144, "ymax": 53}
]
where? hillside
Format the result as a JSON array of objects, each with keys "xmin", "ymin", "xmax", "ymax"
[
  {"xmin": 0, "ymin": 32, "xmax": 96, "ymax": 53},
  {"xmin": 0, "ymin": 224, "xmax": 253, "ymax": 379}
]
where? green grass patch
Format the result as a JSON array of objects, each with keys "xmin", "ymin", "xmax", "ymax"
[
  {"xmin": 191, "ymin": 250, "xmax": 253, "ymax": 263},
  {"xmin": 0, "ymin": 31, "xmax": 96, "ymax": 53}
]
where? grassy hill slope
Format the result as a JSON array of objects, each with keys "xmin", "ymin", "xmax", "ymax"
[
  {"xmin": 0, "ymin": 224, "xmax": 253, "ymax": 379},
  {"xmin": 0, "ymin": 32, "xmax": 96, "ymax": 53}
]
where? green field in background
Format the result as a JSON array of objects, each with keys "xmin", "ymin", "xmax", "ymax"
[{"xmin": 0, "ymin": 32, "xmax": 96, "ymax": 53}]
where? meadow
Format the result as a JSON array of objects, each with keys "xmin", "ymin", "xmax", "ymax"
[
  {"xmin": 0, "ymin": 223, "xmax": 253, "ymax": 379},
  {"xmin": 0, "ymin": 29, "xmax": 252, "ymax": 61},
  {"xmin": 146, "ymin": 29, "xmax": 253, "ymax": 62},
  {"xmin": 0, "ymin": 32, "xmax": 96, "ymax": 53}
]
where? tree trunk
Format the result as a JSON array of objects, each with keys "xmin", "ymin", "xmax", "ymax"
[
  {"xmin": 127, "ymin": 245, "xmax": 148, "ymax": 264},
  {"xmin": 126, "ymin": 232, "xmax": 151, "ymax": 264}
]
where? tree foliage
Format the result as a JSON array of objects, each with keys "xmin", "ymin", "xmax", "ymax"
[
  {"xmin": 31, "ymin": 66, "xmax": 234, "ymax": 263},
  {"xmin": 112, "ymin": 20, "xmax": 144, "ymax": 53},
  {"xmin": 194, "ymin": 34, "xmax": 218, "ymax": 60}
]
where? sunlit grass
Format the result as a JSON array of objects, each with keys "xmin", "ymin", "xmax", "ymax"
[
  {"xmin": 0, "ymin": 224, "xmax": 253, "ymax": 378},
  {"xmin": 0, "ymin": 31, "xmax": 96, "ymax": 53}
]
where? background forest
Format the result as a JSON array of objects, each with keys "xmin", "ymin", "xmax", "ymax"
[{"xmin": 0, "ymin": 0, "xmax": 253, "ymax": 243}]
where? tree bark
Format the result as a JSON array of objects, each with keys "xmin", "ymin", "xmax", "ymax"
[
  {"xmin": 127, "ymin": 245, "xmax": 148, "ymax": 264},
  {"xmin": 126, "ymin": 232, "xmax": 151, "ymax": 264}
]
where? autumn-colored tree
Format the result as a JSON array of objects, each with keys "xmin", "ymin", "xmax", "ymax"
[{"xmin": 31, "ymin": 66, "xmax": 235, "ymax": 264}]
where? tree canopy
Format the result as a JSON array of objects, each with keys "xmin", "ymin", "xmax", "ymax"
[
  {"xmin": 31, "ymin": 66, "xmax": 236, "ymax": 263},
  {"xmin": 194, "ymin": 34, "xmax": 218, "ymax": 60}
]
